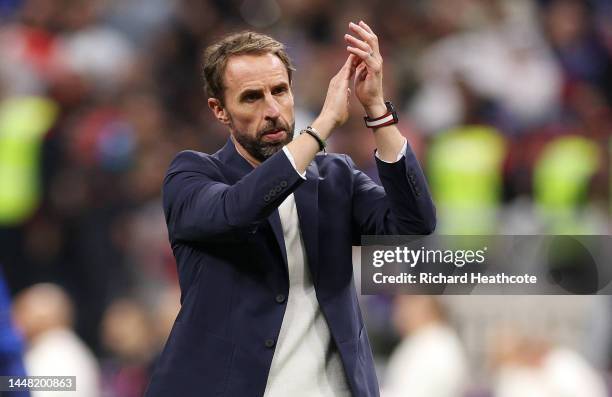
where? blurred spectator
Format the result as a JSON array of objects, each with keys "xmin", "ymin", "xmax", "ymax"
[
  {"xmin": 149, "ymin": 286, "xmax": 180, "ymax": 353},
  {"xmin": 99, "ymin": 298, "xmax": 155, "ymax": 397},
  {"xmin": 409, "ymin": 0, "xmax": 562, "ymax": 135},
  {"xmin": 0, "ymin": 96, "xmax": 58, "ymax": 225},
  {"xmin": 56, "ymin": 2, "xmax": 135, "ymax": 93},
  {"xmin": 12, "ymin": 283, "xmax": 100, "ymax": 397},
  {"xmin": 491, "ymin": 330, "xmax": 608, "ymax": 397},
  {"xmin": 533, "ymin": 134, "xmax": 606, "ymax": 233},
  {"xmin": 427, "ymin": 126, "xmax": 507, "ymax": 234},
  {"xmin": 0, "ymin": 266, "xmax": 29, "ymax": 397},
  {"xmin": 382, "ymin": 296, "xmax": 469, "ymax": 397},
  {"xmin": 541, "ymin": 0, "xmax": 612, "ymax": 105}
]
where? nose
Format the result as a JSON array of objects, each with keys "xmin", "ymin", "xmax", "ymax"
[{"xmin": 263, "ymin": 93, "xmax": 280, "ymax": 120}]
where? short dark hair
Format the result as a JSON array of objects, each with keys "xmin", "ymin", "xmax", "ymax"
[{"xmin": 202, "ymin": 31, "xmax": 295, "ymax": 104}]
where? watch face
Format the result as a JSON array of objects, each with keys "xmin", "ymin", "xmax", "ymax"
[
  {"xmin": 385, "ymin": 101, "xmax": 398, "ymax": 121},
  {"xmin": 385, "ymin": 101, "xmax": 394, "ymax": 112}
]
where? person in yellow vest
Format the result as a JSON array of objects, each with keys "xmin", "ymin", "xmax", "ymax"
[{"xmin": 0, "ymin": 96, "xmax": 57, "ymax": 225}]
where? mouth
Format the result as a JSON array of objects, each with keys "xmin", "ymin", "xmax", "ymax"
[{"xmin": 261, "ymin": 128, "xmax": 286, "ymax": 141}]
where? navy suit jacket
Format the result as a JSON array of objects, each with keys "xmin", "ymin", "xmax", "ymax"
[{"xmin": 145, "ymin": 138, "xmax": 436, "ymax": 397}]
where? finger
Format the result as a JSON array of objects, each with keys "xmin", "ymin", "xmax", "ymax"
[
  {"xmin": 346, "ymin": 53, "xmax": 356, "ymax": 67},
  {"xmin": 341, "ymin": 53, "xmax": 356, "ymax": 75},
  {"xmin": 344, "ymin": 56, "xmax": 356, "ymax": 83},
  {"xmin": 354, "ymin": 62, "xmax": 367, "ymax": 86},
  {"xmin": 353, "ymin": 64, "xmax": 360, "ymax": 87},
  {"xmin": 346, "ymin": 46, "xmax": 379, "ymax": 71},
  {"xmin": 346, "ymin": 46, "xmax": 368, "ymax": 59},
  {"xmin": 344, "ymin": 34, "xmax": 372, "ymax": 54},
  {"xmin": 359, "ymin": 20, "xmax": 374, "ymax": 35},
  {"xmin": 357, "ymin": 62, "xmax": 367, "ymax": 78},
  {"xmin": 349, "ymin": 21, "xmax": 378, "ymax": 52},
  {"xmin": 335, "ymin": 54, "xmax": 356, "ymax": 84},
  {"xmin": 333, "ymin": 54, "xmax": 350, "ymax": 78},
  {"xmin": 348, "ymin": 55, "xmax": 356, "ymax": 79}
]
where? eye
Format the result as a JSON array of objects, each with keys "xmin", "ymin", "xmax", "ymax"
[
  {"xmin": 272, "ymin": 86, "xmax": 288, "ymax": 95},
  {"xmin": 241, "ymin": 92, "xmax": 262, "ymax": 103}
]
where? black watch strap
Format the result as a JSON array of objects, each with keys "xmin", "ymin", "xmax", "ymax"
[{"xmin": 301, "ymin": 126, "xmax": 326, "ymax": 153}]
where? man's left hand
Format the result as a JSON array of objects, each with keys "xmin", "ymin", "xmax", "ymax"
[{"xmin": 345, "ymin": 21, "xmax": 386, "ymax": 118}]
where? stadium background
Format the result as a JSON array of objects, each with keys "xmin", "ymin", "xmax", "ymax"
[{"xmin": 0, "ymin": 0, "xmax": 611, "ymax": 395}]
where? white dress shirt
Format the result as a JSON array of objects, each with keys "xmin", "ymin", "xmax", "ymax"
[{"xmin": 262, "ymin": 137, "xmax": 408, "ymax": 395}]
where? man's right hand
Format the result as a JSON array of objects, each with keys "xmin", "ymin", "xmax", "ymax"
[{"xmin": 285, "ymin": 54, "xmax": 356, "ymax": 174}]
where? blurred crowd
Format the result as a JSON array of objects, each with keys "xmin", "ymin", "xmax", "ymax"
[{"xmin": 0, "ymin": 0, "xmax": 611, "ymax": 396}]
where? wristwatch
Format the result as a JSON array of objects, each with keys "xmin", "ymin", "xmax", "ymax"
[{"xmin": 363, "ymin": 101, "xmax": 399, "ymax": 129}]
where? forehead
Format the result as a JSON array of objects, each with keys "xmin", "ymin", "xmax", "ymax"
[{"xmin": 224, "ymin": 53, "xmax": 289, "ymax": 93}]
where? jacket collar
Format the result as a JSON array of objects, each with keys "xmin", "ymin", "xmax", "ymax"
[{"xmin": 216, "ymin": 137, "xmax": 255, "ymax": 180}]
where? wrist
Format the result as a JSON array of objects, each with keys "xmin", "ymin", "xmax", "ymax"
[
  {"xmin": 311, "ymin": 113, "xmax": 335, "ymax": 139},
  {"xmin": 364, "ymin": 100, "xmax": 387, "ymax": 118}
]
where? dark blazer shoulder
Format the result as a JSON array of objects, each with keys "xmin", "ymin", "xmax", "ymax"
[
  {"xmin": 162, "ymin": 150, "xmax": 227, "ymax": 212},
  {"xmin": 314, "ymin": 152, "xmax": 355, "ymax": 173},
  {"xmin": 166, "ymin": 149, "xmax": 223, "ymax": 177}
]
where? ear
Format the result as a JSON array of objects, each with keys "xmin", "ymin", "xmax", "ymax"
[{"xmin": 207, "ymin": 98, "xmax": 231, "ymax": 125}]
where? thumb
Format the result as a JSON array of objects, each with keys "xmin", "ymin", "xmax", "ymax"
[
  {"xmin": 340, "ymin": 54, "xmax": 356, "ymax": 80},
  {"xmin": 347, "ymin": 54, "xmax": 357, "ymax": 80}
]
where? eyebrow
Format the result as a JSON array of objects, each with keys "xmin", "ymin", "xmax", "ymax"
[
  {"xmin": 238, "ymin": 83, "xmax": 289, "ymax": 101},
  {"xmin": 272, "ymin": 82, "xmax": 289, "ymax": 91}
]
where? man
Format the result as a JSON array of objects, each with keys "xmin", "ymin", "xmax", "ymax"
[
  {"xmin": 383, "ymin": 296, "xmax": 468, "ymax": 397},
  {"xmin": 146, "ymin": 21, "xmax": 435, "ymax": 397},
  {"xmin": 12, "ymin": 283, "xmax": 101, "ymax": 397},
  {"xmin": 0, "ymin": 267, "xmax": 30, "ymax": 397}
]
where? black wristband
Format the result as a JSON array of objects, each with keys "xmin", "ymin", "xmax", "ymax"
[{"xmin": 302, "ymin": 126, "xmax": 326, "ymax": 153}]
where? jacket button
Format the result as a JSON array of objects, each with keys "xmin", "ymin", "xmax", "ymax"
[
  {"xmin": 264, "ymin": 195, "xmax": 270, "ymax": 202},
  {"xmin": 265, "ymin": 339, "xmax": 275, "ymax": 348},
  {"xmin": 275, "ymin": 294, "xmax": 286, "ymax": 303},
  {"xmin": 274, "ymin": 186, "xmax": 282, "ymax": 193},
  {"xmin": 280, "ymin": 180, "xmax": 288, "ymax": 187}
]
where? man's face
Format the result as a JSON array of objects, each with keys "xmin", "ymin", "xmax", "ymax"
[{"xmin": 218, "ymin": 53, "xmax": 295, "ymax": 162}]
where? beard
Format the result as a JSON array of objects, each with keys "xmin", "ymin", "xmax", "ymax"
[{"xmin": 231, "ymin": 118, "xmax": 295, "ymax": 163}]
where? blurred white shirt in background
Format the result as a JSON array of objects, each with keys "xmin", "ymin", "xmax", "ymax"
[
  {"xmin": 494, "ymin": 347, "xmax": 608, "ymax": 397},
  {"xmin": 25, "ymin": 328, "xmax": 100, "ymax": 397},
  {"xmin": 382, "ymin": 324, "xmax": 468, "ymax": 397}
]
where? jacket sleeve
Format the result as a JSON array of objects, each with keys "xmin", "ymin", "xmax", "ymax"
[
  {"xmin": 162, "ymin": 150, "xmax": 305, "ymax": 243},
  {"xmin": 347, "ymin": 143, "xmax": 436, "ymax": 243}
]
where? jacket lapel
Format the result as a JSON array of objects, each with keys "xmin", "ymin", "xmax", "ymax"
[
  {"xmin": 268, "ymin": 210, "xmax": 288, "ymax": 273},
  {"xmin": 216, "ymin": 137, "xmax": 255, "ymax": 183},
  {"xmin": 217, "ymin": 138, "xmax": 321, "ymax": 281},
  {"xmin": 217, "ymin": 138, "xmax": 290, "ymax": 274},
  {"xmin": 293, "ymin": 162, "xmax": 320, "ymax": 285}
]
